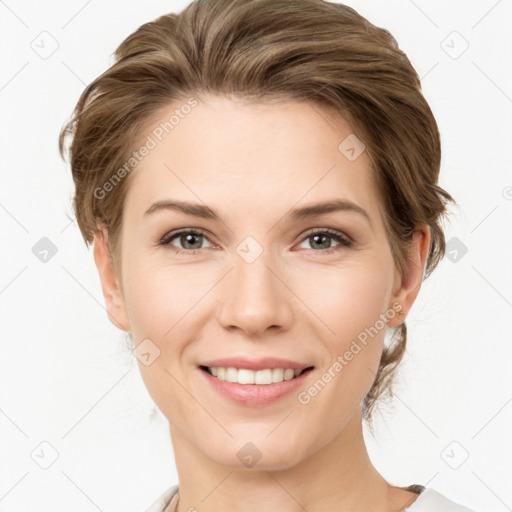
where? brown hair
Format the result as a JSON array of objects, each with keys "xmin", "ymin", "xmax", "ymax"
[{"xmin": 58, "ymin": 0, "xmax": 456, "ymax": 428}]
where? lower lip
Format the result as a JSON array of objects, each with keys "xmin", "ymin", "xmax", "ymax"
[{"xmin": 199, "ymin": 367, "xmax": 314, "ymax": 406}]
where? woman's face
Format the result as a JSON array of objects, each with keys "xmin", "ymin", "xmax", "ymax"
[{"xmin": 95, "ymin": 95, "xmax": 426, "ymax": 469}]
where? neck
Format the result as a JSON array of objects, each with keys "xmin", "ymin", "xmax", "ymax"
[{"xmin": 167, "ymin": 409, "xmax": 412, "ymax": 512}]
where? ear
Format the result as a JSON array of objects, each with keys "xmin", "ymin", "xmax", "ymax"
[
  {"xmin": 387, "ymin": 225, "xmax": 431, "ymax": 328},
  {"xmin": 93, "ymin": 225, "xmax": 130, "ymax": 332}
]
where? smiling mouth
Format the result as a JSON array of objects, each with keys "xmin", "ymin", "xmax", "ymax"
[{"xmin": 199, "ymin": 365, "xmax": 315, "ymax": 385}]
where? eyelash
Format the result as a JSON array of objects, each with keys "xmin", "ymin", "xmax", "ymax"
[{"xmin": 158, "ymin": 227, "xmax": 353, "ymax": 255}]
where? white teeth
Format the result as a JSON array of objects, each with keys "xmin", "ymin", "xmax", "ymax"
[{"xmin": 206, "ymin": 367, "xmax": 304, "ymax": 385}]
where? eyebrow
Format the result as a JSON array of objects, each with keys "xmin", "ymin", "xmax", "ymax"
[{"xmin": 144, "ymin": 198, "xmax": 372, "ymax": 226}]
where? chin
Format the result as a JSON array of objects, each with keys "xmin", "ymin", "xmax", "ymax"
[{"xmin": 204, "ymin": 437, "xmax": 306, "ymax": 472}]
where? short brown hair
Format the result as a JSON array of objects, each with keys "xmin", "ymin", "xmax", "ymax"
[{"xmin": 59, "ymin": 0, "xmax": 456, "ymax": 427}]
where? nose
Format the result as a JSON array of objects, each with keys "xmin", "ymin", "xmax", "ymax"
[{"xmin": 217, "ymin": 247, "xmax": 294, "ymax": 337}]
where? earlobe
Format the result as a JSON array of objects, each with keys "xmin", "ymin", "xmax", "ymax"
[
  {"xmin": 93, "ymin": 226, "xmax": 130, "ymax": 332},
  {"xmin": 387, "ymin": 225, "xmax": 431, "ymax": 328}
]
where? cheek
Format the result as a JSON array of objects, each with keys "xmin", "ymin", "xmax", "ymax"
[
  {"xmin": 121, "ymin": 255, "xmax": 191, "ymax": 337},
  {"xmin": 297, "ymin": 260, "xmax": 392, "ymax": 338},
  {"xmin": 123, "ymin": 246, "xmax": 393, "ymax": 355},
  {"xmin": 121, "ymin": 261, "xmax": 191, "ymax": 413},
  {"xmin": 303, "ymin": 262, "xmax": 393, "ymax": 393}
]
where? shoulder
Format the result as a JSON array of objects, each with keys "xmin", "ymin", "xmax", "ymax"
[
  {"xmin": 144, "ymin": 485, "xmax": 477, "ymax": 512},
  {"xmin": 144, "ymin": 485, "xmax": 179, "ymax": 512},
  {"xmin": 406, "ymin": 487, "xmax": 476, "ymax": 512}
]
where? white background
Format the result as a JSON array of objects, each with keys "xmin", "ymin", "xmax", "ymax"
[{"xmin": 1, "ymin": 0, "xmax": 511, "ymax": 511}]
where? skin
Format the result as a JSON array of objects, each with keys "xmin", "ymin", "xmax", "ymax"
[{"xmin": 93, "ymin": 95, "xmax": 430, "ymax": 512}]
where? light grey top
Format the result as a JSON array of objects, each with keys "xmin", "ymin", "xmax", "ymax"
[{"xmin": 145, "ymin": 484, "xmax": 476, "ymax": 512}]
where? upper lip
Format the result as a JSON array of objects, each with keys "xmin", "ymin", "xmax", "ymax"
[{"xmin": 199, "ymin": 357, "xmax": 314, "ymax": 372}]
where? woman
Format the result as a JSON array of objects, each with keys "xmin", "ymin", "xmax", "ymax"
[{"xmin": 59, "ymin": 0, "xmax": 476, "ymax": 510}]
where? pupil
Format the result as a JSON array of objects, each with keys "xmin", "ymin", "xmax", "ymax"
[
  {"xmin": 312, "ymin": 234, "xmax": 329, "ymax": 249},
  {"xmin": 183, "ymin": 234, "xmax": 201, "ymax": 249}
]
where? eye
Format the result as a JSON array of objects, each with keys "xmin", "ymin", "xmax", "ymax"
[
  {"xmin": 296, "ymin": 228, "xmax": 353, "ymax": 254},
  {"xmin": 159, "ymin": 228, "xmax": 213, "ymax": 254},
  {"xmin": 159, "ymin": 227, "xmax": 353, "ymax": 255}
]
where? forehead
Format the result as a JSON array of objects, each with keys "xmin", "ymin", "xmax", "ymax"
[{"xmin": 123, "ymin": 95, "xmax": 381, "ymax": 225}]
